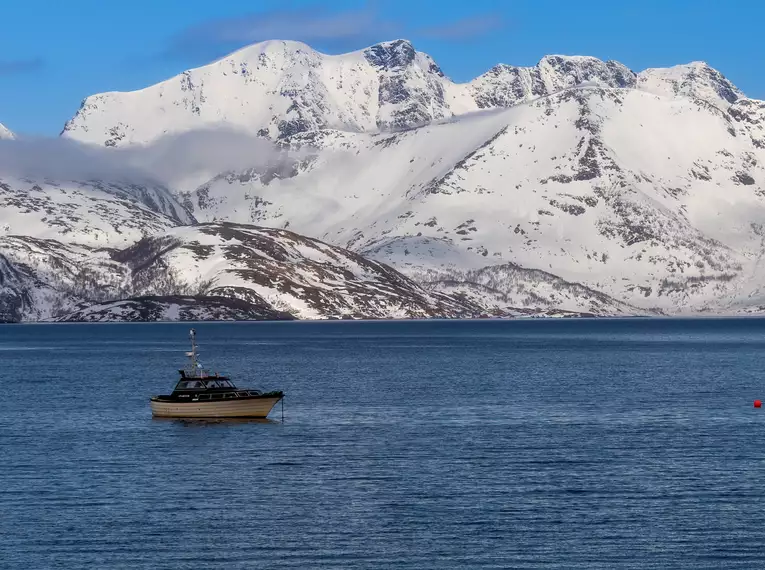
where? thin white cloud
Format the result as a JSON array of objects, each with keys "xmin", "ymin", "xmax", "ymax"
[{"xmin": 0, "ymin": 127, "xmax": 315, "ymax": 190}]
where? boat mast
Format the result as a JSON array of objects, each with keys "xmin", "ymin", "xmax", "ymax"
[{"xmin": 189, "ymin": 328, "xmax": 198, "ymax": 372}]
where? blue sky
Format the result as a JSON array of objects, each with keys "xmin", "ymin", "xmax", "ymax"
[{"xmin": 1, "ymin": 0, "xmax": 763, "ymax": 135}]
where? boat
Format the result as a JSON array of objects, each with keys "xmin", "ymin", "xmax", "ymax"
[{"xmin": 150, "ymin": 329, "xmax": 284, "ymax": 419}]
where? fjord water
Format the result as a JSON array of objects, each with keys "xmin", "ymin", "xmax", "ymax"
[{"xmin": 2, "ymin": 319, "xmax": 765, "ymax": 569}]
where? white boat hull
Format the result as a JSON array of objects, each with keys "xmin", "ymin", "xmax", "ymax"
[{"xmin": 150, "ymin": 396, "xmax": 282, "ymax": 418}]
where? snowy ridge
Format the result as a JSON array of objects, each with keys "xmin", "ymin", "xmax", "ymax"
[
  {"xmin": 63, "ymin": 39, "xmax": 385, "ymax": 145},
  {"xmin": 463, "ymin": 55, "xmax": 636, "ymax": 111},
  {"xmin": 63, "ymin": 38, "xmax": 469, "ymax": 144},
  {"xmin": 62, "ymin": 39, "xmax": 744, "ymax": 147}
]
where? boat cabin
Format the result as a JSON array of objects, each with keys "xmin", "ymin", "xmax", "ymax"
[
  {"xmin": 175, "ymin": 374, "xmax": 236, "ymax": 391},
  {"xmin": 170, "ymin": 374, "xmax": 264, "ymax": 400}
]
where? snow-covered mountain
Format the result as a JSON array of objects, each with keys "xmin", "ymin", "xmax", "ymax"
[
  {"xmin": 62, "ymin": 39, "xmax": 733, "ymax": 146},
  {"xmin": 12, "ymin": 39, "xmax": 765, "ymax": 317},
  {"xmin": 0, "ymin": 223, "xmax": 483, "ymax": 322},
  {"xmin": 63, "ymin": 39, "xmax": 449, "ymax": 145},
  {"xmin": 166, "ymin": 86, "xmax": 764, "ymax": 313}
]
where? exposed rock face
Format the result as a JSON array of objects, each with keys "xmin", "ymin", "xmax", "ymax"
[
  {"xmin": 363, "ymin": 40, "xmax": 451, "ymax": 130},
  {"xmin": 469, "ymin": 56, "xmax": 637, "ymax": 110},
  {"xmin": 730, "ymin": 98, "xmax": 765, "ymax": 148}
]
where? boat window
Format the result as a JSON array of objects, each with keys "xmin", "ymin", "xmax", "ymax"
[
  {"xmin": 211, "ymin": 394, "xmax": 223, "ymax": 400},
  {"xmin": 205, "ymin": 380, "xmax": 220, "ymax": 389},
  {"xmin": 237, "ymin": 392, "xmax": 249, "ymax": 397},
  {"xmin": 248, "ymin": 390, "xmax": 261, "ymax": 396},
  {"xmin": 198, "ymin": 394, "xmax": 211, "ymax": 400},
  {"xmin": 225, "ymin": 393, "xmax": 236, "ymax": 399},
  {"xmin": 177, "ymin": 380, "xmax": 206, "ymax": 390},
  {"xmin": 221, "ymin": 380, "xmax": 235, "ymax": 388}
]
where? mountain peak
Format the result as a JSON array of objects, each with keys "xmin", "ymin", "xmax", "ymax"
[
  {"xmin": 683, "ymin": 60, "xmax": 715, "ymax": 70},
  {"xmin": 637, "ymin": 60, "xmax": 743, "ymax": 106},
  {"xmin": 364, "ymin": 39, "xmax": 417, "ymax": 70},
  {"xmin": 537, "ymin": 55, "xmax": 637, "ymax": 89},
  {"xmin": 228, "ymin": 39, "xmax": 317, "ymax": 60},
  {"xmin": 367, "ymin": 38, "xmax": 414, "ymax": 51},
  {"xmin": 540, "ymin": 54, "xmax": 603, "ymax": 64}
]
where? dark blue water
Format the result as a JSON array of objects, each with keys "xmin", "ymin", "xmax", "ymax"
[{"xmin": 2, "ymin": 318, "xmax": 765, "ymax": 569}]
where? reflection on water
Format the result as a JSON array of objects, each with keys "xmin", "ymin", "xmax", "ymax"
[{"xmin": 152, "ymin": 416, "xmax": 281, "ymax": 427}]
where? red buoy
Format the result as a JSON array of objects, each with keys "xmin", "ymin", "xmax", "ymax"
[{"xmin": 755, "ymin": 400, "xmax": 762, "ymax": 408}]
